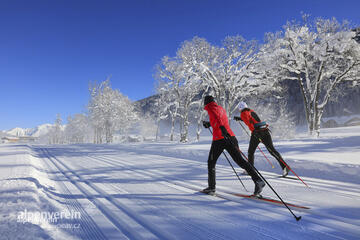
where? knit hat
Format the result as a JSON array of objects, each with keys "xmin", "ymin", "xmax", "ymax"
[
  {"xmin": 204, "ymin": 95, "xmax": 215, "ymax": 106},
  {"xmin": 238, "ymin": 101, "xmax": 248, "ymax": 111}
]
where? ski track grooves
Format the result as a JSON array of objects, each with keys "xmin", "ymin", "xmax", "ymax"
[
  {"xmin": 98, "ymin": 149, "xmax": 360, "ymax": 203},
  {"xmin": 37, "ymin": 147, "xmax": 176, "ymax": 240},
  {"xmin": 107, "ymin": 176, "xmax": 282, "ymax": 240},
  {"xmin": 75, "ymin": 154, "xmax": 287, "ymax": 240},
  {"xmin": 34, "ymin": 145, "xmax": 360, "ymax": 240},
  {"xmin": 31, "ymin": 147, "xmax": 107, "ymax": 240},
  {"xmin": 104, "ymin": 153, "xmax": 360, "ymax": 239},
  {"xmin": 107, "ymin": 185, "xmax": 238, "ymax": 240},
  {"xmin": 117, "ymin": 154, "xmax": 360, "ymax": 239},
  {"xmin": 47, "ymin": 148, "xmax": 283, "ymax": 240},
  {"xmin": 115, "ymin": 146, "xmax": 360, "ymax": 199},
  {"xmin": 82, "ymin": 153, "xmax": 349, "ymax": 240},
  {"xmin": 261, "ymin": 173, "xmax": 360, "ymax": 199}
]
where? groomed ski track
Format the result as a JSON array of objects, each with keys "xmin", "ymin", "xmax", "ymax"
[{"xmin": 12, "ymin": 143, "xmax": 358, "ymax": 240}]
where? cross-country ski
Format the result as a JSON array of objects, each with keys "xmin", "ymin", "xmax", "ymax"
[{"xmin": 199, "ymin": 190, "xmax": 310, "ymax": 210}]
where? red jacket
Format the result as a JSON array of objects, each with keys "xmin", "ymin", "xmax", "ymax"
[
  {"xmin": 204, "ymin": 101, "xmax": 235, "ymax": 141},
  {"xmin": 240, "ymin": 108, "xmax": 261, "ymax": 132}
]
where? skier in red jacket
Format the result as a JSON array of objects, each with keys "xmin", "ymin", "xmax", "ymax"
[
  {"xmin": 234, "ymin": 101, "xmax": 290, "ymax": 177},
  {"xmin": 202, "ymin": 96, "xmax": 265, "ymax": 195}
]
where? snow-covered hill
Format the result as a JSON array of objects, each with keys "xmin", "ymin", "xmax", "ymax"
[{"xmin": 29, "ymin": 124, "xmax": 54, "ymax": 137}]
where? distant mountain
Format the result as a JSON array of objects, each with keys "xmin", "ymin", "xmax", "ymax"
[
  {"xmin": 4, "ymin": 124, "xmax": 53, "ymax": 138},
  {"xmin": 5, "ymin": 127, "xmax": 33, "ymax": 137},
  {"xmin": 134, "ymin": 94, "xmax": 160, "ymax": 116}
]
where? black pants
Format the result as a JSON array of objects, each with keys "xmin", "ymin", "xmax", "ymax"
[
  {"xmin": 248, "ymin": 129, "xmax": 287, "ymax": 169},
  {"xmin": 207, "ymin": 136, "xmax": 261, "ymax": 189}
]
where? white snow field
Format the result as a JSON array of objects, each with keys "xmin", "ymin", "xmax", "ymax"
[{"xmin": 1, "ymin": 126, "xmax": 360, "ymax": 240}]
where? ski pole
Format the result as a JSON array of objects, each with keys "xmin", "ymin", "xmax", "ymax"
[
  {"xmin": 237, "ymin": 121, "xmax": 275, "ymax": 168},
  {"xmin": 229, "ymin": 139, "xmax": 302, "ymax": 221},
  {"xmin": 208, "ymin": 128, "xmax": 248, "ymax": 192}
]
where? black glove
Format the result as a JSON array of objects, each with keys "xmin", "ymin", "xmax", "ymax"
[
  {"xmin": 220, "ymin": 126, "xmax": 231, "ymax": 139},
  {"xmin": 202, "ymin": 121, "xmax": 211, "ymax": 128},
  {"xmin": 233, "ymin": 116, "xmax": 242, "ymax": 121}
]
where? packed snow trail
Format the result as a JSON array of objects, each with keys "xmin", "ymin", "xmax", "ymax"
[{"xmin": 1, "ymin": 127, "xmax": 360, "ymax": 239}]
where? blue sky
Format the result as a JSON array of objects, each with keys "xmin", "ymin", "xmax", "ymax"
[{"xmin": 0, "ymin": 0, "xmax": 359, "ymax": 130}]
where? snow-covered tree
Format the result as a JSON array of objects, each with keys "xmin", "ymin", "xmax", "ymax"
[
  {"xmin": 88, "ymin": 79, "xmax": 138, "ymax": 143},
  {"xmin": 156, "ymin": 56, "xmax": 183, "ymax": 141},
  {"xmin": 177, "ymin": 79, "xmax": 201, "ymax": 142},
  {"xmin": 259, "ymin": 16, "xmax": 360, "ymax": 135},
  {"xmin": 178, "ymin": 36, "xmax": 275, "ymax": 121},
  {"xmin": 153, "ymin": 82, "xmax": 169, "ymax": 141},
  {"xmin": 65, "ymin": 113, "xmax": 92, "ymax": 143},
  {"xmin": 48, "ymin": 114, "xmax": 64, "ymax": 144},
  {"xmin": 175, "ymin": 37, "xmax": 212, "ymax": 141},
  {"xmin": 155, "ymin": 36, "xmax": 278, "ymax": 141},
  {"xmin": 206, "ymin": 35, "xmax": 264, "ymax": 117},
  {"xmin": 157, "ymin": 52, "xmax": 207, "ymax": 142}
]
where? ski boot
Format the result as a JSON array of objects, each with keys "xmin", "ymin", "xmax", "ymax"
[
  {"xmin": 282, "ymin": 167, "xmax": 290, "ymax": 177},
  {"xmin": 254, "ymin": 180, "xmax": 265, "ymax": 196},
  {"xmin": 201, "ymin": 187, "xmax": 216, "ymax": 195}
]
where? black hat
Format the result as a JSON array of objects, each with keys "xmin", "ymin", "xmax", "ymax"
[{"xmin": 204, "ymin": 95, "xmax": 215, "ymax": 106}]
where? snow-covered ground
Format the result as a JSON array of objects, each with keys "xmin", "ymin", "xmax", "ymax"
[{"xmin": 1, "ymin": 126, "xmax": 360, "ymax": 240}]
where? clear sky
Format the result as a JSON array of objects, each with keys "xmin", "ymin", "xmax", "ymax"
[{"xmin": 0, "ymin": 0, "xmax": 359, "ymax": 130}]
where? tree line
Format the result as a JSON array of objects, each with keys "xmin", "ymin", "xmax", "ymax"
[
  {"xmin": 154, "ymin": 15, "xmax": 359, "ymax": 139},
  {"xmin": 46, "ymin": 15, "xmax": 360, "ymax": 144}
]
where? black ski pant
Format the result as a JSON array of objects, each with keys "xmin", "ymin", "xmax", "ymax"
[
  {"xmin": 207, "ymin": 136, "xmax": 261, "ymax": 189},
  {"xmin": 248, "ymin": 129, "xmax": 287, "ymax": 169}
]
